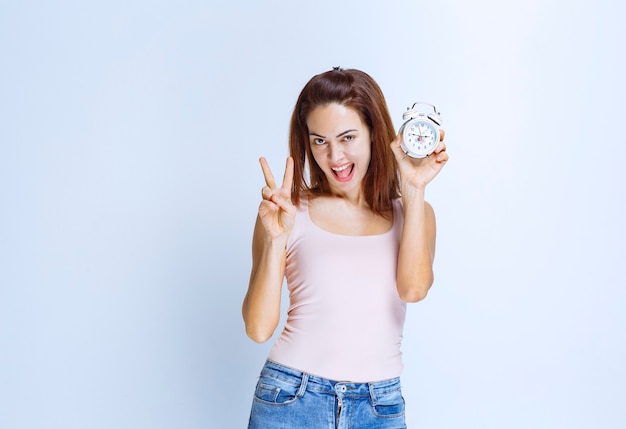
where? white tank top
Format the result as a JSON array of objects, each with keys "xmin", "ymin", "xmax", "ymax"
[{"xmin": 268, "ymin": 198, "xmax": 407, "ymax": 382}]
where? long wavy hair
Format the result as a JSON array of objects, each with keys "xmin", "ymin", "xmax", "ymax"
[{"xmin": 288, "ymin": 68, "xmax": 400, "ymax": 217}]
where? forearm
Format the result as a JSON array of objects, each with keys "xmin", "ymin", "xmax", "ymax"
[
  {"xmin": 397, "ymin": 185, "xmax": 436, "ymax": 302},
  {"xmin": 242, "ymin": 237, "xmax": 287, "ymax": 343}
]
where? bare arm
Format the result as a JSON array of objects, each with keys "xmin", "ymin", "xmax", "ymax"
[
  {"xmin": 242, "ymin": 217, "xmax": 288, "ymax": 342},
  {"xmin": 390, "ymin": 131, "xmax": 448, "ymax": 302},
  {"xmin": 396, "ymin": 187, "xmax": 437, "ymax": 302},
  {"xmin": 242, "ymin": 157, "xmax": 295, "ymax": 342}
]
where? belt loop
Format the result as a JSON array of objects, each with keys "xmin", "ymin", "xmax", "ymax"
[
  {"xmin": 368, "ymin": 383, "xmax": 377, "ymax": 406},
  {"xmin": 296, "ymin": 372, "xmax": 309, "ymax": 398}
]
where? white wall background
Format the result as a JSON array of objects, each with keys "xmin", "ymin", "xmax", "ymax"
[{"xmin": 1, "ymin": 0, "xmax": 625, "ymax": 428}]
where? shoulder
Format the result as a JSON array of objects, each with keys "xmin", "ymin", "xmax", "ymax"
[
  {"xmin": 393, "ymin": 197, "xmax": 403, "ymax": 210},
  {"xmin": 294, "ymin": 193, "xmax": 310, "ymax": 214},
  {"xmin": 294, "ymin": 191, "xmax": 314, "ymax": 209}
]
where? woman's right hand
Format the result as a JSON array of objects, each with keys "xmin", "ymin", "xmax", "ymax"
[
  {"xmin": 244, "ymin": 157, "xmax": 295, "ymax": 342},
  {"xmin": 258, "ymin": 157, "xmax": 296, "ymax": 241}
]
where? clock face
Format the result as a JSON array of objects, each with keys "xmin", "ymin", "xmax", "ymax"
[{"xmin": 401, "ymin": 119, "xmax": 439, "ymax": 158}]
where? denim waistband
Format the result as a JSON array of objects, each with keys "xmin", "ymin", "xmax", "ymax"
[{"xmin": 261, "ymin": 360, "xmax": 402, "ymax": 400}]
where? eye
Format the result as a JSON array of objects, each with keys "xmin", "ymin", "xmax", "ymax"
[
  {"xmin": 343, "ymin": 135, "xmax": 355, "ymax": 142},
  {"xmin": 312, "ymin": 138, "xmax": 326, "ymax": 146}
]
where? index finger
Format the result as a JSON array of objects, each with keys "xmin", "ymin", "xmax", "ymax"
[
  {"xmin": 281, "ymin": 157, "xmax": 294, "ymax": 192},
  {"xmin": 259, "ymin": 157, "xmax": 277, "ymax": 189}
]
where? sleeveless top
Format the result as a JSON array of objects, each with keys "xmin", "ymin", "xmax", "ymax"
[{"xmin": 267, "ymin": 198, "xmax": 407, "ymax": 382}]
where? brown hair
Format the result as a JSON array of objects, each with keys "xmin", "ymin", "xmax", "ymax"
[{"xmin": 289, "ymin": 68, "xmax": 400, "ymax": 216}]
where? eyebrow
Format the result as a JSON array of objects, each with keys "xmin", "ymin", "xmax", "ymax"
[{"xmin": 308, "ymin": 129, "xmax": 358, "ymax": 139}]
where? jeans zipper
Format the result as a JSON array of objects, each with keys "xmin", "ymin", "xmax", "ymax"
[{"xmin": 336, "ymin": 396, "xmax": 343, "ymax": 426}]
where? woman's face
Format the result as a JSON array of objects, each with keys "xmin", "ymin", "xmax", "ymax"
[{"xmin": 306, "ymin": 103, "xmax": 371, "ymax": 198}]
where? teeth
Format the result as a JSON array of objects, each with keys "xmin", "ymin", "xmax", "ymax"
[{"xmin": 332, "ymin": 164, "xmax": 351, "ymax": 172}]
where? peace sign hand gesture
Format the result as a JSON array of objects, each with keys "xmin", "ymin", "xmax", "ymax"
[{"xmin": 258, "ymin": 157, "xmax": 296, "ymax": 241}]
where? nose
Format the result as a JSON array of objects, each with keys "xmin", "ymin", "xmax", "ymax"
[{"xmin": 328, "ymin": 142, "xmax": 343, "ymax": 162}]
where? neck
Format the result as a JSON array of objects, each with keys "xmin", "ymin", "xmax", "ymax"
[{"xmin": 329, "ymin": 186, "xmax": 369, "ymax": 209}]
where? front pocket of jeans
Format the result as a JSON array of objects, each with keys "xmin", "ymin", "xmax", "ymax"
[
  {"xmin": 371, "ymin": 388, "xmax": 405, "ymax": 418},
  {"xmin": 253, "ymin": 376, "xmax": 300, "ymax": 405}
]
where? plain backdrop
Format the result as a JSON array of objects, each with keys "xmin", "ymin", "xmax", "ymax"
[{"xmin": 1, "ymin": 0, "xmax": 625, "ymax": 428}]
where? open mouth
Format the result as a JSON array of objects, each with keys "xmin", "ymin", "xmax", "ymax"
[{"xmin": 331, "ymin": 163, "xmax": 354, "ymax": 182}]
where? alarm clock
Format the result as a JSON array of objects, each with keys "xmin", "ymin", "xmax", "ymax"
[{"xmin": 398, "ymin": 102, "xmax": 442, "ymax": 158}]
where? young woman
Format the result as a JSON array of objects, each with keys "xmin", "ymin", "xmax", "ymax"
[{"xmin": 242, "ymin": 67, "xmax": 448, "ymax": 428}]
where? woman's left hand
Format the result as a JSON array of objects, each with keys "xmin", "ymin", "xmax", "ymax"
[{"xmin": 390, "ymin": 129, "xmax": 448, "ymax": 190}]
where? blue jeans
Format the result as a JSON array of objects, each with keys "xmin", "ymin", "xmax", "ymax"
[{"xmin": 248, "ymin": 360, "xmax": 407, "ymax": 429}]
